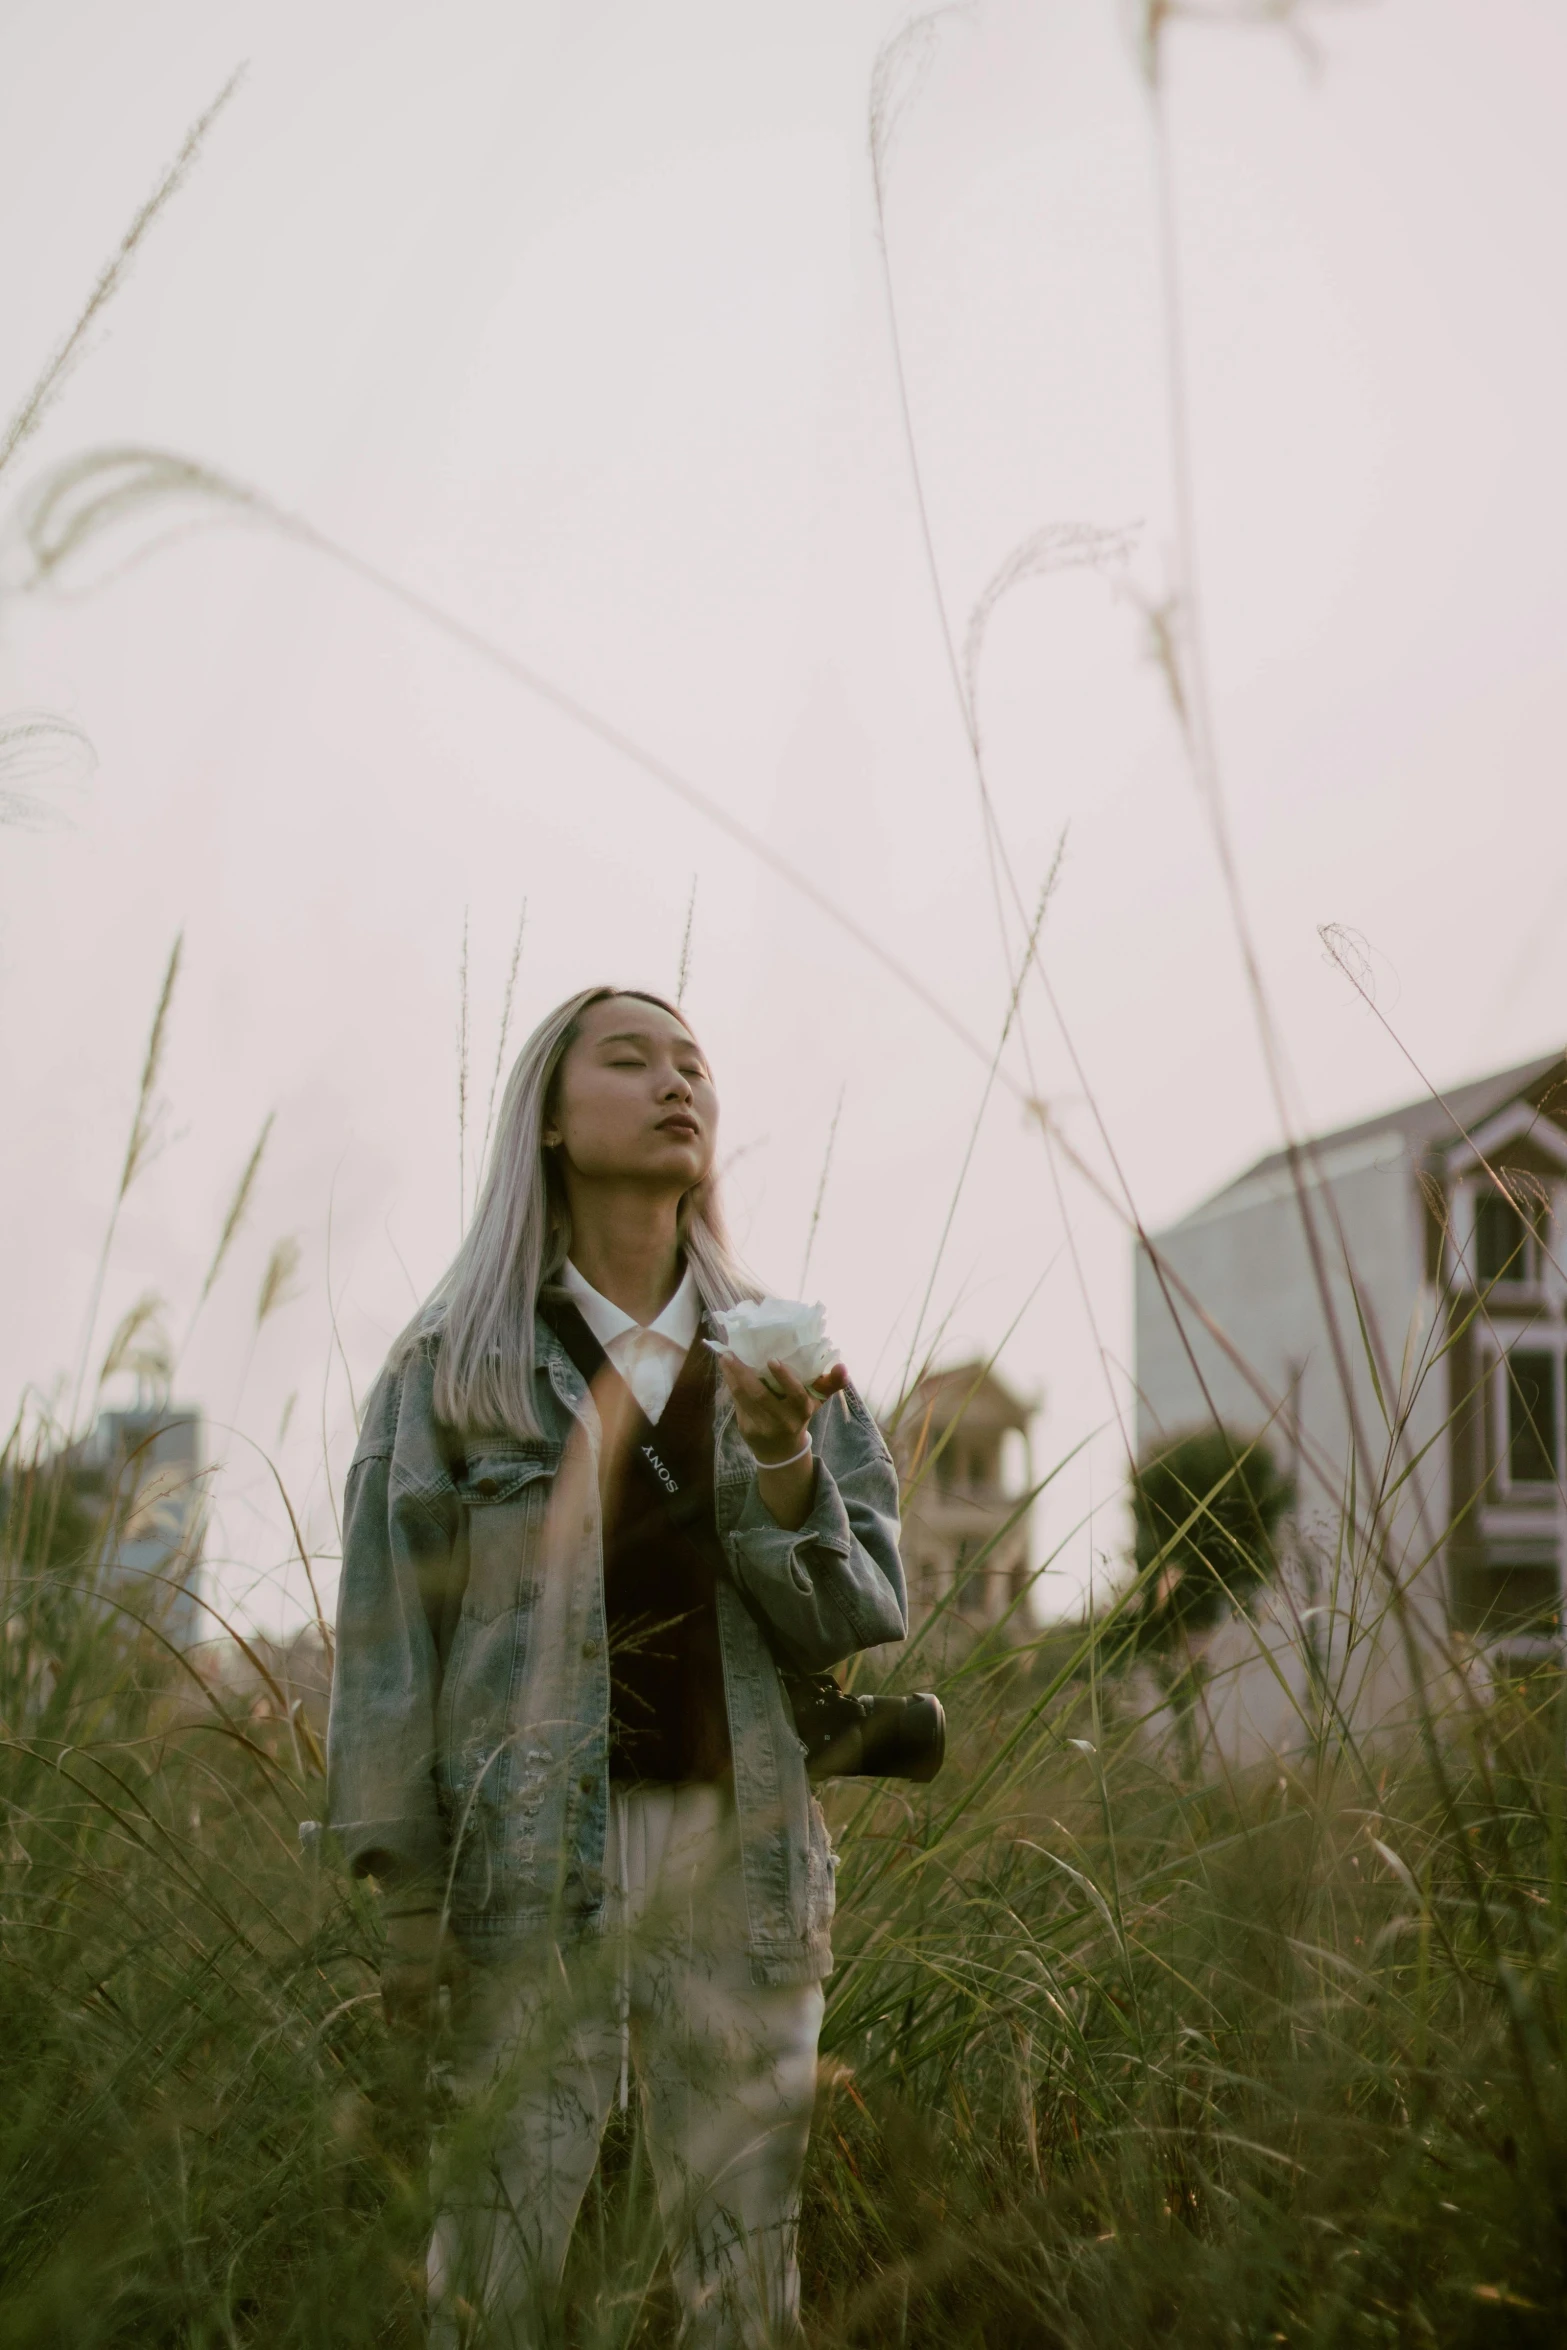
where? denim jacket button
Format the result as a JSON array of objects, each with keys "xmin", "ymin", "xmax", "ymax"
[
  {"xmin": 581, "ymin": 1638, "xmax": 600, "ymax": 1660},
  {"xmin": 578, "ymin": 1774, "xmax": 596, "ymax": 1796},
  {"xmin": 474, "ymin": 1476, "xmax": 500, "ymax": 1498}
]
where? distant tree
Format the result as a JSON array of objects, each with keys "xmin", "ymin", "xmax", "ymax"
[{"xmin": 1126, "ymin": 1428, "xmax": 1293, "ymax": 1654}]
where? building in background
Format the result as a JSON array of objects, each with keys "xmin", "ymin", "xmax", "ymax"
[
  {"xmin": 1134, "ymin": 1052, "xmax": 1567, "ymax": 1755},
  {"xmin": 65, "ymin": 1407, "xmax": 207, "ymax": 1647},
  {"xmin": 885, "ymin": 1362, "xmax": 1037, "ymax": 1639}
]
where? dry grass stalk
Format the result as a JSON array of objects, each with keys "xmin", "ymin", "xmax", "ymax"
[
  {"xmin": 0, "ymin": 68, "xmax": 244, "ymax": 488},
  {"xmin": 675, "ymin": 874, "xmax": 698, "ymax": 1009},
  {"xmin": 479, "ymin": 900, "xmax": 528, "ymax": 1174},
  {"xmin": 256, "ymin": 1237, "xmax": 303, "ymax": 1329},
  {"xmin": 197, "ymin": 1115, "xmax": 274, "ymax": 1312}
]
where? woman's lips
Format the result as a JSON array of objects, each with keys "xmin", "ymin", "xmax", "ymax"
[{"xmin": 657, "ymin": 1115, "xmax": 700, "ymax": 1138}]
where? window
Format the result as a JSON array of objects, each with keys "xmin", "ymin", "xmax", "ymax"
[
  {"xmin": 1474, "ymin": 1181, "xmax": 1550, "ymax": 1289},
  {"xmin": 1506, "ymin": 1351, "xmax": 1559, "ymax": 1485}
]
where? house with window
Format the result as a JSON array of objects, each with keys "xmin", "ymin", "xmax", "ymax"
[
  {"xmin": 1133, "ymin": 1052, "xmax": 1567, "ymax": 1748},
  {"xmin": 883, "ymin": 1362, "xmax": 1037, "ymax": 1640}
]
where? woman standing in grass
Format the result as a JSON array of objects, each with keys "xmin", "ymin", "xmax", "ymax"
[{"xmin": 326, "ymin": 984, "xmax": 907, "ymax": 2346}]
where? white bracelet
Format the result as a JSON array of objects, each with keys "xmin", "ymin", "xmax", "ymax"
[{"xmin": 756, "ymin": 1434, "xmax": 813, "ymax": 1474}]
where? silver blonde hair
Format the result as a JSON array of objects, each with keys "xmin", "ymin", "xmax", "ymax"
[{"xmin": 393, "ymin": 985, "xmax": 759, "ymax": 1437}]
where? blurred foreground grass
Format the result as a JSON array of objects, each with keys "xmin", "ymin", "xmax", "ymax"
[{"xmin": 3, "ymin": 1466, "xmax": 1567, "ymax": 2349}]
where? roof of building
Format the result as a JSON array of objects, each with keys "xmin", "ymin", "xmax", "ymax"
[
  {"xmin": 1179, "ymin": 1049, "xmax": 1567, "ymax": 1226},
  {"xmin": 890, "ymin": 1360, "xmax": 1035, "ymax": 1437}
]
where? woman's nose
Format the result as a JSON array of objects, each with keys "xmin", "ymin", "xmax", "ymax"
[{"xmin": 659, "ymin": 1067, "xmax": 693, "ymax": 1101}]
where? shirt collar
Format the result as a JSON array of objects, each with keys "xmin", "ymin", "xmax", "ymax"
[{"xmin": 559, "ymin": 1257, "xmax": 702, "ymax": 1352}]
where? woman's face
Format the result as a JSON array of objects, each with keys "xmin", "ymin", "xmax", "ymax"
[{"xmin": 545, "ymin": 996, "xmax": 718, "ymax": 1192}]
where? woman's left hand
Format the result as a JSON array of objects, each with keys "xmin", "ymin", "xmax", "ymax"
[{"xmin": 717, "ymin": 1354, "xmax": 848, "ymax": 1532}]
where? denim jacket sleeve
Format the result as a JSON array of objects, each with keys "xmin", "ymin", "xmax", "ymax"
[
  {"xmin": 725, "ymin": 1382, "xmax": 907, "ymax": 1673},
  {"xmin": 325, "ymin": 1347, "xmax": 461, "ymax": 1894}
]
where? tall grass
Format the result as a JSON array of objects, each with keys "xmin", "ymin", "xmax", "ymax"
[
  {"xmin": 4, "ymin": 1441, "xmax": 1567, "ymax": 2345},
  {"xmin": 8, "ymin": 968, "xmax": 1560, "ymax": 2347}
]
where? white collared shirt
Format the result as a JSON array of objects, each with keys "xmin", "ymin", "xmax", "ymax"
[{"xmin": 559, "ymin": 1258, "xmax": 702, "ymax": 1426}]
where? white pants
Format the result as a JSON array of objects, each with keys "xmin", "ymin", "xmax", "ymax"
[{"xmin": 428, "ymin": 1783, "xmax": 824, "ymax": 2349}]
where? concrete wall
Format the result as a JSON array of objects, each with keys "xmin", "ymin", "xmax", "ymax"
[
  {"xmin": 1133, "ymin": 1135, "xmax": 1459, "ymax": 1764},
  {"xmin": 1136, "ymin": 1132, "xmax": 1448, "ymax": 1570}
]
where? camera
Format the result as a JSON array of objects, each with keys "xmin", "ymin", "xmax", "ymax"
[{"xmin": 783, "ymin": 1674, "xmax": 947, "ymax": 1783}]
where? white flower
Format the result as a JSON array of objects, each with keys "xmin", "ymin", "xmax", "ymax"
[{"xmin": 707, "ymin": 1297, "xmax": 839, "ymax": 1389}]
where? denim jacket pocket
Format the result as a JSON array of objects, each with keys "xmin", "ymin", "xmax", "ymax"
[{"xmin": 456, "ymin": 1444, "xmax": 560, "ymax": 1621}]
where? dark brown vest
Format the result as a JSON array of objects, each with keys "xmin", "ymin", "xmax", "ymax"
[{"xmin": 546, "ymin": 1301, "xmax": 732, "ymax": 1785}]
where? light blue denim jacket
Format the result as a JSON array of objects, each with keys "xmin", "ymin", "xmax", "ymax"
[{"xmin": 325, "ymin": 1314, "xmax": 907, "ymax": 1986}]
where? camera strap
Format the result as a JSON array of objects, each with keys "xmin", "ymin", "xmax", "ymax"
[{"xmin": 539, "ymin": 1292, "xmax": 722, "ymax": 1544}]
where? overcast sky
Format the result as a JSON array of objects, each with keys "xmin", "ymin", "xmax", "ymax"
[{"xmin": 2, "ymin": 0, "xmax": 1563, "ymax": 1632}]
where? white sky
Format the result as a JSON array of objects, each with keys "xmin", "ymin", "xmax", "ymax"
[{"xmin": 2, "ymin": 0, "xmax": 1563, "ymax": 1633}]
